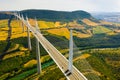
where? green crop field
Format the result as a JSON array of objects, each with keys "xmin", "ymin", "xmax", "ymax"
[{"xmin": 93, "ymin": 26, "xmax": 112, "ymax": 34}]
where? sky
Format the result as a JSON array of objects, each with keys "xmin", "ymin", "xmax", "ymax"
[{"xmin": 0, "ymin": 0, "xmax": 120, "ymax": 12}]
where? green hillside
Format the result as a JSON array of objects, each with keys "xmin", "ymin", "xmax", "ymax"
[
  {"xmin": 0, "ymin": 9, "xmax": 92, "ymax": 21},
  {"xmin": 20, "ymin": 9, "xmax": 92, "ymax": 21},
  {"xmin": 93, "ymin": 26, "xmax": 112, "ymax": 34}
]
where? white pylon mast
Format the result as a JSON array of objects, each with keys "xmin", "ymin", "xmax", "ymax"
[
  {"xmin": 21, "ymin": 14, "xmax": 24, "ymax": 32},
  {"xmin": 14, "ymin": 12, "xmax": 18, "ymax": 22},
  {"xmin": 18, "ymin": 13, "xmax": 21, "ymax": 27},
  {"xmin": 35, "ymin": 18, "xmax": 42, "ymax": 74},
  {"xmin": 68, "ymin": 29, "xmax": 73, "ymax": 72},
  {"xmin": 27, "ymin": 27, "xmax": 32, "ymax": 51},
  {"xmin": 26, "ymin": 16, "xmax": 32, "ymax": 51},
  {"xmin": 35, "ymin": 17, "xmax": 41, "ymax": 33}
]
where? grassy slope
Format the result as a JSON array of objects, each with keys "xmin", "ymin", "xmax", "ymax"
[
  {"xmin": 93, "ymin": 26, "xmax": 112, "ymax": 34},
  {"xmin": 82, "ymin": 19, "xmax": 98, "ymax": 26},
  {"xmin": 73, "ymin": 48, "xmax": 120, "ymax": 80}
]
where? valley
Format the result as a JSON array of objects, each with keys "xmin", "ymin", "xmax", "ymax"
[{"xmin": 0, "ymin": 10, "xmax": 120, "ymax": 80}]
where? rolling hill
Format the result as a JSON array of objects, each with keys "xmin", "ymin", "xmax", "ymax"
[
  {"xmin": 0, "ymin": 9, "xmax": 93, "ymax": 22},
  {"xmin": 20, "ymin": 9, "xmax": 92, "ymax": 21}
]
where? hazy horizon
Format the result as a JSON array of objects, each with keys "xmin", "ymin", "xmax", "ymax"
[
  {"xmin": 0, "ymin": 0, "xmax": 120, "ymax": 12},
  {"xmin": 1, "ymin": 9, "xmax": 120, "ymax": 13}
]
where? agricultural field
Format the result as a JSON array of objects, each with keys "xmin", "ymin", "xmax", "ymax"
[
  {"xmin": 0, "ymin": 19, "xmax": 66, "ymax": 79},
  {"xmin": 38, "ymin": 20, "xmax": 66, "ymax": 29},
  {"xmin": 93, "ymin": 26, "xmax": 112, "ymax": 34},
  {"xmin": 82, "ymin": 19, "xmax": 99, "ymax": 26},
  {"xmin": 0, "ymin": 19, "xmax": 9, "ymax": 41}
]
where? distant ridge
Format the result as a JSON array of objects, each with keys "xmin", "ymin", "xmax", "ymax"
[
  {"xmin": 20, "ymin": 9, "xmax": 92, "ymax": 21},
  {"xmin": 0, "ymin": 12, "xmax": 10, "ymax": 20},
  {"xmin": 0, "ymin": 9, "xmax": 92, "ymax": 21}
]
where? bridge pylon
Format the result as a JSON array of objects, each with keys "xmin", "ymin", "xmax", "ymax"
[
  {"xmin": 27, "ymin": 27, "xmax": 32, "ymax": 51},
  {"xmin": 26, "ymin": 16, "xmax": 32, "ymax": 51},
  {"xmin": 21, "ymin": 14, "xmax": 25, "ymax": 32},
  {"xmin": 35, "ymin": 18, "xmax": 42, "ymax": 74},
  {"xmin": 36, "ymin": 37, "xmax": 42, "ymax": 74},
  {"xmin": 14, "ymin": 12, "xmax": 19, "ymax": 22},
  {"xmin": 68, "ymin": 29, "xmax": 73, "ymax": 72}
]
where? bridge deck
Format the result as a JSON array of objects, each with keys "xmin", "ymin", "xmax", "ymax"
[{"xmin": 14, "ymin": 14, "xmax": 87, "ymax": 80}]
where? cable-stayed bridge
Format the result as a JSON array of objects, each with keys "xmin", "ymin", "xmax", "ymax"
[{"xmin": 11, "ymin": 13, "xmax": 87, "ymax": 80}]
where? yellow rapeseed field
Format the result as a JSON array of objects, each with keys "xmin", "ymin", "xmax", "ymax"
[
  {"xmin": 38, "ymin": 20, "xmax": 66, "ymax": 29},
  {"xmin": 74, "ymin": 53, "xmax": 91, "ymax": 61},
  {"xmin": 47, "ymin": 28, "xmax": 70, "ymax": 39},
  {"xmin": 73, "ymin": 30, "xmax": 92, "ymax": 38},
  {"xmin": 3, "ymin": 51, "xmax": 25, "ymax": 60},
  {"xmin": 0, "ymin": 19, "xmax": 91, "ymax": 41},
  {"xmin": 11, "ymin": 20, "xmax": 28, "ymax": 39},
  {"xmin": 68, "ymin": 20, "xmax": 84, "ymax": 29},
  {"xmin": 0, "ymin": 20, "xmax": 8, "ymax": 40},
  {"xmin": 47, "ymin": 27, "xmax": 91, "ymax": 39},
  {"xmin": 0, "ymin": 19, "xmax": 29, "ymax": 40},
  {"xmin": 82, "ymin": 19, "xmax": 98, "ymax": 26},
  {"xmin": 38, "ymin": 21, "xmax": 54, "ymax": 28},
  {"xmin": 24, "ymin": 59, "xmax": 37, "ymax": 68}
]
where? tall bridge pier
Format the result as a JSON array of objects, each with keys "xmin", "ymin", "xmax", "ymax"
[
  {"xmin": 27, "ymin": 27, "xmax": 32, "ymax": 51},
  {"xmin": 36, "ymin": 36, "xmax": 42, "ymax": 74},
  {"xmin": 68, "ymin": 29, "xmax": 73, "ymax": 72},
  {"xmin": 21, "ymin": 15, "xmax": 25, "ymax": 32},
  {"xmin": 26, "ymin": 17, "xmax": 32, "ymax": 51},
  {"xmin": 35, "ymin": 18, "xmax": 42, "ymax": 74}
]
